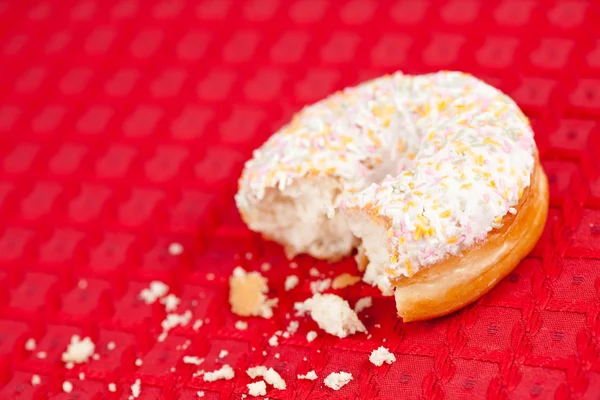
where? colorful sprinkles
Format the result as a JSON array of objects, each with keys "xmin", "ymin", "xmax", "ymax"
[{"xmin": 235, "ymin": 71, "xmax": 536, "ymax": 279}]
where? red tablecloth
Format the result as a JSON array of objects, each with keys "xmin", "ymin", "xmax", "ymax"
[{"xmin": 0, "ymin": 0, "xmax": 599, "ymax": 399}]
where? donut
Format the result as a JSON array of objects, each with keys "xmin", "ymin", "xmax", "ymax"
[{"xmin": 235, "ymin": 71, "xmax": 549, "ymax": 321}]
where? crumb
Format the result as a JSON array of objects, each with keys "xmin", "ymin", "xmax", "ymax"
[
  {"xmin": 369, "ymin": 346, "xmax": 396, "ymax": 366},
  {"xmin": 284, "ymin": 275, "xmax": 299, "ymax": 291},
  {"xmin": 262, "ymin": 350, "xmax": 267, "ymax": 356},
  {"xmin": 183, "ymin": 356, "xmax": 204, "ymax": 365},
  {"xmin": 374, "ymin": 324, "xmax": 381, "ymax": 328},
  {"xmin": 36, "ymin": 351, "xmax": 47, "ymax": 359},
  {"xmin": 218, "ymin": 350, "xmax": 228, "ymax": 359},
  {"xmin": 303, "ymin": 357, "xmax": 307, "ymax": 361},
  {"xmin": 65, "ymin": 362, "xmax": 74, "ymax": 369},
  {"xmin": 229, "ymin": 267, "xmax": 277, "ymax": 318},
  {"xmin": 78, "ymin": 372, "xmax": 85, "ymax": 380},
  {"xmin": 203, "ymin": 365, "xmax": 235, "ymax": 381},
  {"xmin": 25, "ymin": 338, "xmax": 36, "ymax": 351},
  {"xmin": 298, "ymin": 370, "xmax": 317, "ymax": 380},
  {"xmin": 170, "ymin": 367, "xmax": 176, "ymax": 372},
  {"xmin": 92, "ymin": 353, "xmax": 100, "ymax": 360},
  {"xmin": 367, "ymin": 334, "xmax": 372, "ymax": 339},
  {"xmin": 309, "ymin": 267, "xmax": 320, "ymax": 277},
  {"xmin": 310, "ymin": 278, "xmax": 331, "ymax": 294},
  {"xmin": 168, "ymin": 242, "xmax": 183, "ymax": 255},
  {"xmin": 160, "ymin": 310, "xmax": 193, "ymax": 339},
  {"xmin": 324, "ymin": 371, "xmax": 352, "ymax": 390},
  {"xmin": 289, "ymin": 262, "xmax": 298, "ymax": 269},
  {"xmin": 78, "ymin": 279, "xmax": 88, "ymax": 289},
  {"xmin": 107, "ymin": 341, "xmax": 116, "ymax": 351},
  {"xmin": 247, "ymin": 366, "xmax": 287, "ymax": 390},
  {"xmin": 332, "ymin": 273, "xmax": 361, "ymax": 289},
  {"xmin": 135, "ymin": 358, "xmax": 143, "ymax": 367},
  {"xmin": 268, "ymin": 335, "xmax": 279, "ymax": 347},
  {"xmin": 193, "ymin": 320, "xmax": 203, "ymax": 331},
  {"xmin": 206, "ymin": 272, "xmax": 215, "ymax": 281},
  {"xmin": 108, "ymin": 383, "xmax": 117, "ymax": 392},
  {"xmin": 197, "ymin": 391, "xmax": 204, "ymax": 398},
  {"xmin": 295, "ymin": 294, "xmax": 366, "ymax": 338},
  {"xmin": 139, "ymin": 281, "xmax": 169, "ymax": 304},
  {"xmin": 235, "ymin": 320, "xmax": 248, "ymax": 330},
  {"xmin": 31, "ymin": 375, "xmax": 41, "ymax": 386},
  {"xmin": 247, "ymin": 380, "xmax": 267, "ymax": 397},
  {"xmin": 245, "ymin": 252, "xmax": 253, "ymax": 260},
  {"xmin": 62, "ymin": 335, "xmax": 96, "ymax": 364},
  {"xmin": 306, "ymin": 331, "xmax": 317, "ymax": 343},
  {"xmin": 261, "ymin": 262, "xmax": 271, "ymax": 272},
  {"xmin": 63, "ymin": 381, "xmax": 73, "ymax": 393},
  {"xmin": 354, "ymin": 297, "xmax": 372, "ymax": 313},
  {"xmin": 130, "ymin": 379, "xmax": 141, "ymax": 398},
  {"xmin": 160, "ymin": 294, "xmax": 181, "ymax": 312},
  {"xmin": 286, "ymin": 320, "xmax": 299, "ymax": 334},
  {"xmin": 275, "ymin": 353, "xmax": 280, "ymax": 359}
]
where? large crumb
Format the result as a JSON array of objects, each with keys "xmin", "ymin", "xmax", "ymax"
[
  {"xmin": 324, "ymin": 371, "xmax": 352, "ymax": 390},
  {"xmin": 295, "ymin": 294, "xmax": 366, "ymax": 338},
  {"xmin": 139, "ymin": 281, "xmax": 169, "ymax": 304},
  {"xmin": 369, "ymin": 346, "xmax": 396, "ymax": 366},
  {"xmin": 247, "ymin": 380, "xmax": 267, "ymax": 397},
  {"xmin": 354, "ymin": 297, "xmax": 372, "ymax": 313},
  {"xmin": 229, "ymin": 267, "xmax": 277, "ymax": 318},
  {"xmin": 204, "ymin": 365, "xmax": 235, "ymax": 382},
  {"xmin": 297, "ymin": 370, "xmax": 317, "ymax": 380},
  {"xmin": 62, "ymin": 336, "xmax": 96, "ymax": 364},
  {"xmin": 331, "ymin": 273, "xmax": 361, "ymax": 289},
  {"xmin": 247, "ymin": 366, "xmax": 287, "ymax": 390}
]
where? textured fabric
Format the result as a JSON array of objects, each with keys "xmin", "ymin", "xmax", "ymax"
[{"xmin": 0, "ymin": 0, "xmax": 599, "ymax": 399}]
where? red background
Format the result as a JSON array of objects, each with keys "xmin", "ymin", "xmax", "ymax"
[{"xmin": 0, "ymin": 0, "xmax": 599, "ymax": 398}]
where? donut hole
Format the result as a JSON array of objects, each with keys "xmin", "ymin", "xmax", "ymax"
[{"xmin": 247, "ymin": 176, "xmax": 357, "ymax": 260}]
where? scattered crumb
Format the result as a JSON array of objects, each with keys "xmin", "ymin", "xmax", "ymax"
[
  {"xmin": 306, "ymin": 331, "xmax": 317, "ymax": 343},
  {"xmin": 36, "ymin": 351, "xmax": 47, "ymax": 359},
  {"xmin": 235, "ymin": 320, "xmax": 248, "ymax": 330},
  {"xmin": 309, "ymin": 267, "xmax": 320, "ymax": 277},
  {"xmin": 374, "ymin": 324, "xmax": 381, "ymax": 328},
  {"xmin": 160, "ymin": 294, "xmax": 181, "ymax": 312},
  {"xmin": 324, "ymin": 371, "xmax": 352, "ymax": 390},
  {"xmin": 295, "ymin": 294, "xmax": 366, "ymax": 338},
  {"xmin": 268, "ymin": 335, "xmax": 279, "ymax": 347},
  {"xmin": 289, "ymin": 262, "xmax": 298, "ymax": 269},
  {"xmin": 303, "ymin": 357, "xmax": 307, "ymax": 361},
  {"xmin": 310, "ymin": 278, "xmax": 331, "ymax": 294},
  {"xmin": 247, "ymin": 380, "xmax": 267, "ymax": 397},
  {"xmin": 130, "ymin": 379, "xmax": 141, "ymax": 399},
  {"xmin": 31, "ymin": 375, "xmax": 41, "ymax": 386},
  {"xmin": 135, "ymin": 358, "xmax": 143, "ymax": 367},
  {"xmin": 107, "ymin": 341, "xmax": 116, "ymax": 351},
  {"xmin": 160, "ymin": 310, "xmax": 193, "ymax": 340},
  {"xmin": 204, "ymin": 365, "xmax": 235, "ymax": 382},
  {"xmin": 354, "ymin": 297, "xmax": 372, "ymax": 313},
  {"xmin": 168, "ymin": 242, "xmax": 183, "ymax": 255},
  {"xmin": 92, "ymin": 354, "xmax": 100, "ymax": 360},
  {"xmin": 218, "ymin": 350, "xmax": 228, "ymax": 359},
  {"xmin": 108, "ymin": 383, "xmax": 117, "ymax": 392},
  {"xmin": 332, "ymin": 273, "xmax": 361, "ymax": 289},
  {"xmin": 170, "ymin": 367, "xmax": 176, "ymax": 372},
  {"xmin": 262, "ymin": 350, "xmax": 267, "ymax": 356},
  {"xmin": 197, "ymin": 391, "xmax": 205, "ymax": 398},
  {"xmin": 275, "ymin": 353, "xmax": 280, "ymax": 359},
  {"xmin": 78, "ymin": 372, "xmax": 85, "ymax": 380},
  {"xmin": 62, "ymin": 335, "xmax": 96, "ymax": 364},
  {"xmin": 369, "ymin": 346, "xmax": 396, "ymax": 366},
  {"xmin": 183, "ymin": 356, "xmax": 204, "ymax": 365},
  {"xmin": 284, "ymin": 275, "xmax": 299, "ymax": 291},
  {"xmin": 229, "ymin": 267, "xmax": 277, "ymax": 318},
  {"xmin": 25, "ymin": 338, "xmax": 36, "ymax": 351},
  {"xmin": 193, "ymin": 320, "xmax": 203, "ymax": 331},
  {"xmin": 287, "ymin": 320, "xmax": 299, "ymax": 335},
  {"xmin": 247, "ymin": 366, "xmax": 287, "ymax": 390},
  {"xmin": 139, "ymin": 281, "xmax": 169, "ymax": 304},
  {"xmin": 260, "ymin": 262, "xmax": 271, "ymax": 272},
  {"xmin": 367, "ymin": 334, "xmax": 372, "ymax": 340},
  {"xmin": 65, "ymin": 362, "xmax": 74, "ymax": 369},
  {"xmin": 78, "ymin": 279, "xmax": 88, "ymax": 289},
  {"xmin": 245, "ymin": 252, "xmax": 253, "ymax": 260},
  {"xmin": 298, "ymin": 370, "xmax": 317, "ymax": 380},
  {"xmin": 63, "ymin": 381, "xmax": 73, "ymax": 393},
  {"xmin": 206, "ymin": 273, "xmax": 215, "ymax": 281}
]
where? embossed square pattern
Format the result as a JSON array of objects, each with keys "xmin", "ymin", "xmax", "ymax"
[{"xmin": 0, "ymin": 0, "xmax": 599, "ymax": 399}]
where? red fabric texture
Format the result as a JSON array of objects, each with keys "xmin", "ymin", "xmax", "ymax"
[{"xmin": 0, "ymin": 0, "xmax": 599, "ymax": 398}]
